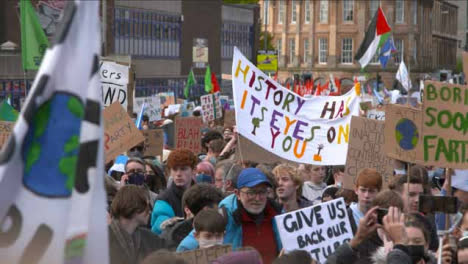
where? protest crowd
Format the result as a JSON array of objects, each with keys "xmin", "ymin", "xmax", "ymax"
[{"xmin": 3, "ymin": 1, "xmax": 468, "ymax": 264}]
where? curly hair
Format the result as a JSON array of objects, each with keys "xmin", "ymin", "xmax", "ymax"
[{"xmin": 166, "ymin": 148, "xmax": 197, "ymax": 170}]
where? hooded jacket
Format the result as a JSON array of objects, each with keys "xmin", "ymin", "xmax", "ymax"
[{"xmin": 150, "ymin": 183, "xmax": 186, "ymax": 234}]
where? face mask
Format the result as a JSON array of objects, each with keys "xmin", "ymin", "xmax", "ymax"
[
  {"xmin": 394, "ymin": 168, "xmax": 406, "ymax": 175},
  {"xmin": 198, "ymin": 238, "xmax": 223, "ymax": 249},
  {"xmin": 406, "ymin": 245, "xmax": 425, "ymax": 264},
  {"xmin": 127, "ymin": 173, "xmax": 145, "ymax": 185},
  {"xmin": 196, "ymin": 174, "xmax": 213, "ymax": 184}
]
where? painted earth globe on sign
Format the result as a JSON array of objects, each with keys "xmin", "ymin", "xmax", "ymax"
[
  {"xmin": 395, "ymin": 118, "xmax": 419, "ymax": 150},
  {"xmin": 22, "ymin": 93, "xmax": 84, "ymax": 197}
]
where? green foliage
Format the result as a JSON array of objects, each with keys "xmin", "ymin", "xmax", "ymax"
[
  {"xmin": 456, "ymin": 56, "xmax": 463, "ymax": 74},
  {"xmin": 259, "ymin": 31, "xmax": 275, "ymax": 51}
]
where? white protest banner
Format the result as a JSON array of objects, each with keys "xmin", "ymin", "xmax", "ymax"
[
  {"xmin": 100, "ymin": 60, "xmax": 129, "ymax": 109},
  {"xmin": 275, "ymin": 198, "xmax": 353, "ymax": 263},
  {"xmin": 232, "ymin": 47, "xmax": 360, "ymax": 165},
  {"xmin": 201, "ymin": 92, "xmax": 223, "ymax": 123},
  {"xmin": 133, "ymin": 95, "xmax": 162, "ymax": 121}
]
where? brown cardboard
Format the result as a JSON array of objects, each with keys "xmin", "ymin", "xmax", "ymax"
[
  {"xmin": 0, "ymin": 121, "xmax": 14, "ymax": 149},
  {"xmin": 223, "ymin": 110, "xmax": 236, "ymax": 128},
  {"xmin": 103, "ymin": 102, "xmax": 145, "ymax": 163},
  {"xmin": 420, "ymin": 81, "xmax": 468, "ymax": 168},
  {"xmin": 344, "ymin": 116, "xmax": 394, "ymax": 189},
  {"xmin": 384, "ymin": 104, "xmax": 422, "ymax": 163},
  {"xmin": 142, "ymin": 129, "xmax": 164, "ymax": 157},
  {"xmin": 237, "ymin": 135, "xmax": 297, "ymax": 165},
  {"xmin": 175, "ymin": 116, "xmax": 203, "ymax": 154},
  {"xmin": 176, "ymin": 245, "xmax": 231, "ymax": 264}
]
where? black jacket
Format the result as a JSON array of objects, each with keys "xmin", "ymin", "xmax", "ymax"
[{"xmin": 108, "ymin": 226, "xmax": 166, "ymax": 264}]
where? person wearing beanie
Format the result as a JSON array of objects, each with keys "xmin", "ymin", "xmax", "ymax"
[{"xmin": 150, "ymin": 149, "xmax": 196, "ymax": 235}]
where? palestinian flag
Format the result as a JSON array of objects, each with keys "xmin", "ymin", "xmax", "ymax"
[{"xmin": 355, "ymin": 7, "xmax": 391, "ymax": 68}]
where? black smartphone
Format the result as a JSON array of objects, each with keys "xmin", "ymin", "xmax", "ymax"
[
  {"xmin": 377, "ymin": 208, "xmax": 388, "ymax": 225},
  {"xmin": 419, "ymin": 195, "xmax": 458, "ymax": 214}
]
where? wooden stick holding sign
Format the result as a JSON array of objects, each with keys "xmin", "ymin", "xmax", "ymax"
[{"xmin": 103, "ymin": 102, "xmax": 145, "ymax": 163}]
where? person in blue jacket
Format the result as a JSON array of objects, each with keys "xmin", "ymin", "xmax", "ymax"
[
  {"xmin": 150, "ymin": 148, "xmax": 196, "ymax": 234},
  {"xmin": 177, "ymin": 168, "xmax": 282, "ymax": 264}
]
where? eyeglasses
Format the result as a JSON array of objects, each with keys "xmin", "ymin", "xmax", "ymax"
[{"xmin": 240, "ymin": 189, "xmax": 268, "ymax": 199}]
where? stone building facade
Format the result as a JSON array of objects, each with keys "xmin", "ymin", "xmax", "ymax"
[{"xmin": 260, "ymin": 0, "xmax": 459, "ymax": 90}]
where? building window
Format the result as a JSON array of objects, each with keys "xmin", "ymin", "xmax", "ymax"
[
  {"xmin": 319, "ymin": 38, "xmax": 328, "ymax": 64},
  {"xmin": 370, "ymin": 0, "xmax": 379, "ymax": 17},
  {"xmin": 341, "ymin": 38, "xmax": 353, "ymax": 64},
  {"xmin": 289, "ymin": 39, "xmax": 295, "ymax": 64},
  {"xmin": 305, "ymin": 0, "xmax": 310, "ymax": 24},
  {"xmin": 278, "ymin": 0, "xmax": 285, "ymax": 24},
  {"xmin": 291, "ymin": 0, "xmax": 297, "ymax": 24},
  {"xmin": 412, "ymin": 44, "xmax": 417, "ymax": 64},
  {"xmin": 412, "ymin": 0, "xmax": 417, "ymax": 24},
  {"xmin": 343, "ymin": 0, "xmax": 354, "ymax": 22},
  {"xmin": 396, "ymin": 0, "xmax": 405, "ymax": 23},
  {"xmin": 319, "ymin": 0, "xmax": 328, "ymax": 23},
  {"xmin": 221, "ymin": 22, "xmax": 254, "ymax": 59},
  {"xmin": 276, "ymin": 39, "xmax": 282, "ymax": 55},
  {"xmin": 394, "ymin": 39, "xmax": 403, "ymax": 64},
  {"xmin": 263, "ymin": 0, "xmax": 269, "ymax": 24},
  {"xmin": 304, "ymin": 39, "xmax": 310, "ymax": 63},
  {"xmin": 114, "ymin": 8, "xmax": 181, "ymax": 58}
]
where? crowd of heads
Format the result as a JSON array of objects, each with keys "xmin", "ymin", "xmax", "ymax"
[{"xmin": 103, "ymin": 119, "xmax": 468, "ymax": 264}]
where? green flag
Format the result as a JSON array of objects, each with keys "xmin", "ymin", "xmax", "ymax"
[
  {"xmin": 20, "ymin": 0, "xmax": 49, "ymax": 70},
  {"xmin": 204, "ymin": 66, "xmax": 213, "ymax": 93},
  {"xmin": 0, "ymin": 100, "xmax": 19, "ymax": 122},
  {"xmin": 184, "ymin": 70, "xmax": 196, "ymax": 99}
]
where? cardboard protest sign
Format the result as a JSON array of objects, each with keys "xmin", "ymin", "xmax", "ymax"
[
  {"xmin": 232, "ymin": 47, "xmax": 361, "ymax": 165},
  {"xmin": 176, "ymin": 245, "xmax": 231, "ymax": 264},
  {"xmin": 158, "ymin": 92, "xmax": 175, "ymax": 107},
  {"xmin": 175, "ymin": 116, "xmax": 203, "ymax": 154},
  {"xmin": 103, "ymin": 102, "xmax": 145, "ymax": 163},
  {"xmin": 165, "ymin": 104, "xmax": 181, "ymax": 116},
  {"xmin": 237, "ymin": 135, "xmax": 295, "ymax": 164},
  {"xmin": 275, "ymin": 198, "xmax": 353, "ymax": 263},
  {"xmin": 0, "ymin": 121, "xmax": 14, "ymax": 149},
  {"xmin": 344, "ymin": 117, "xmax": 393, "ymax": 189},
  {"xmin": 133, "ymin": 95, "xmax": 161, "ymax": 121},
  {"xmin": 384, "ymin": 104, "xmax": 422, "ymax": 163},
  {"xmin": 201, "ymin": 92, "xmax": 223, "ymax": 123},
  {"xmin": 180, "ymin": 102, "xmax": 196, "ymax": 117},
  {"xmin": 421, "ymin": 81, "xmax": 468, "ymax": 168},
  {"xmin": 224, "ymin": 110, "xmax": 236, "ymax": 127},
  {"xmin": 366, "ymin": 108, "xmax": 385, "ymax": 120},
  {"xmin": 100, "ymin": 61, "xmax": 129, "ymax": 110},
  {"xmin": 142, "ymin": 129, "xmax": 164, "ymax": 157}
]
